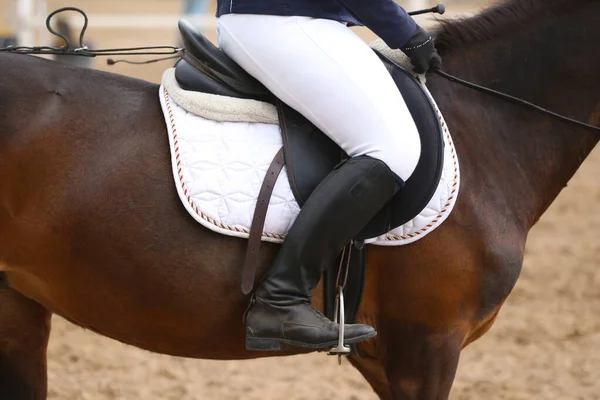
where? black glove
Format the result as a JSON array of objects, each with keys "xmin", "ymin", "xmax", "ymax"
[{"xmin": 401, "ymin": 25, "xmax": 442, "ymax": 74}]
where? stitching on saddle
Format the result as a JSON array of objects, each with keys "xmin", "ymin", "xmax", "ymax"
[{"xmin": 402, "ymin": 37, "xmax": 432, "ymax": 51}]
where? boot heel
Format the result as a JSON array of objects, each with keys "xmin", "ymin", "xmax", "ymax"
[{"xmin": 246, "ymin": 337, "xmax": 282, "ymax": 351}]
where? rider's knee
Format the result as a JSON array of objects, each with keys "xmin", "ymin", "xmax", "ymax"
[{"xmin": 371, "ymin": 125, "xmax": 421, "ymax": 182}]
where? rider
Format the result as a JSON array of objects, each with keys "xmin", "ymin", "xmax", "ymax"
[{"xmin": 215, "ymin": 0, "xmax": 441, "ymax": 351}]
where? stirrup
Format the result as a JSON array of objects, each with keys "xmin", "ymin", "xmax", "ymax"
[{"xmin": 328, "ymin": 285, "xmax": 351, "ymax": 363}]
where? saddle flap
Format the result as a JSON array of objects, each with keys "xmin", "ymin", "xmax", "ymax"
[
  {"xmin": 382, "ymin": 53, "xmax": 445, "ymax": 228},
  {"xmin": 276, "ymin": 101, "xmax": 345, "ymax": 206}
]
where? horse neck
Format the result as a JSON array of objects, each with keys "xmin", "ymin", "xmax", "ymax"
[{"xmin": 432, "ymin": 0, "xmax": 600, "ymax": 229}]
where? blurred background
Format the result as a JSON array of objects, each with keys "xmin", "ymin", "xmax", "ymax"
[
  {"xmin": 0, "ymin": 0, "xmax": 493, "ymax": 82},
  {"xmin": 1, "ymin": 1, "xmax": 599, "ymax": 399}
]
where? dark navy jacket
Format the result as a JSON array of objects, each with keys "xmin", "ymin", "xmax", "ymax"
[{"xmin": 216, "ymin": 0, "xmax": 417, "ymax": 49}]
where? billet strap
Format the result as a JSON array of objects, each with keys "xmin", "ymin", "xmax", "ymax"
[{"xmin": 241, "ymin": 147, "xmax": 286, "ymax": 294}]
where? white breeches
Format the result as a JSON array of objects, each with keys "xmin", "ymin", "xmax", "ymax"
[{"xmin": 216, "ymin": 14, "xmax": 421, "ymax": 181}]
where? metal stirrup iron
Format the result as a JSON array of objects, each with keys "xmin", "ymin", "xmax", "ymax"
[
  {"xmin": 328, "ymin": 285, "xmax": 351, "ymax": 362},
  {"xmin": 328, "ymin": 243, "xmax": 353, "ymax": 362}
]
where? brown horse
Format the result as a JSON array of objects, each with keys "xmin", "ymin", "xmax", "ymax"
[{"xmin": 0, "ymin": 0, "xmax": 598, "ymax": 398}]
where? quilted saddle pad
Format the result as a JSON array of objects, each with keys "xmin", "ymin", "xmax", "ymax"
[{"xmin": 159, "ymin": 41, "xmax": 460, "ymax": 246}]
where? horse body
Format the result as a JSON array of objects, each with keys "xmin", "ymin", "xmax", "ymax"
[
  {"xmin": 0, "ymin": 0, "xmax": 598, "ymax": 398},
  {"xmin": 0, "ymin": 55, "xmax": 266, "ymax": 359}
]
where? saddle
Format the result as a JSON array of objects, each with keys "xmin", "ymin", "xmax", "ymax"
[{"xmin": 176, "ymin": 20, "xmax": 445, "ymax": 327}]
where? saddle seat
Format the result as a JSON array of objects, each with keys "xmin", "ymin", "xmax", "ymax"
[{"xmin": 176, "ymin": 20, "xmax": 272, "ymax": 102}]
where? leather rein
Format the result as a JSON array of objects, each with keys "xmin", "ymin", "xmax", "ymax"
[
  {"xmin": 432, "ymin": 69, "xmax": 600, "ymax": 132},
  {"xmin": 1, "ymin": 6, "xmax": 597, "ymax": 133}
]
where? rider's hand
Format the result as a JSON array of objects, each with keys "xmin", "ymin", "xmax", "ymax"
[{"xmin": 400, "ymin": 25, "xmax": 442, "ymax": 74}]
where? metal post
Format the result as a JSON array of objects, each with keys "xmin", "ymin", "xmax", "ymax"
[
  {"xmin": 15, "ymin": 0, "xmax": 34, "ymax": 45},
  {"xmin": 36, "ymin": 0, "xmax": 50, "ymax": 47}
]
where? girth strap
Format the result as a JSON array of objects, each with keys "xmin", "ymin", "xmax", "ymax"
[{"xmin": 241, "ymin": 148, "xmax": 286, "ymax": 294}]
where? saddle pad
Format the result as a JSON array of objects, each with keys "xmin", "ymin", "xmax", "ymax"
[{"xmin": 159, "ymin": 81, "xmax": 459, "ymax": 246}]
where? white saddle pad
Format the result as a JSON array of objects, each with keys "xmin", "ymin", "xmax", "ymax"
[{"xmin": 159, "ymin": 47, "xmax": 460, "ymax": 246}]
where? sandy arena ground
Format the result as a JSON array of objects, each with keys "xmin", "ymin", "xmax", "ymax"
[
  {"xmin": 46, "ymin": 147, "xmax": 600, "ymax": 400},
  {"xmin": 2, "ymin": 0, "xmax": 598, "ymax": 398}
]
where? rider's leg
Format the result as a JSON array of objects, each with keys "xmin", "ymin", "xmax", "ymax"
[
  {"xmin": 217, "ymin": 15, "xmax": 420, "ymax": 350},
  {"xmin": 217, "ymin": 14, "xmax": 420, "ymax": 182},
  {"xmin": 245, "ymin": 156, "xmax": 397, "ymax": 350}
]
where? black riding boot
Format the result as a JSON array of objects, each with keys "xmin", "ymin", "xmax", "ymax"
[{"xmin": 245, "ymin": 156, "xmax": 399, "ymax": 351}]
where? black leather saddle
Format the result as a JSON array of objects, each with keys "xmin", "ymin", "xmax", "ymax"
[
  {"xmin": 175, "ymin": 20, "xmax": 445, "ymax": 237},
  {"xmin": 175, "ymin": 20, "xmax": 447, "ymax": 328},
  {"xmin": 176, "ymin": 20, "xmax": 272, "ymax": 102}
]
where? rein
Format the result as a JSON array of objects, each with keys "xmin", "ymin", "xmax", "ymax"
[{"xmin": 433, "ymin": 69, "xmax": 600, "ymax": 132}]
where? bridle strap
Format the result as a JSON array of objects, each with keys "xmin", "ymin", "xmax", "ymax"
[{"xmin": 433, "ymin": 69, "xmax": 600, "ymax": 132}]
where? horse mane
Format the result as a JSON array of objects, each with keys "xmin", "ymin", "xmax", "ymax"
[{"xmin": 434, "ymin": 0, "xmax": 593, "ymax": 52}]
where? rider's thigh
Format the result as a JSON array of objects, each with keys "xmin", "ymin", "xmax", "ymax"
[{"xmin": 217, "ymin": 14, "xmax": 420, "ymax": 181}]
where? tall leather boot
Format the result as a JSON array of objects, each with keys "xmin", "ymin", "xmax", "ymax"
[{"xmin": 245, "ymin": 156, "xmax": 399, "ymax": 351}]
